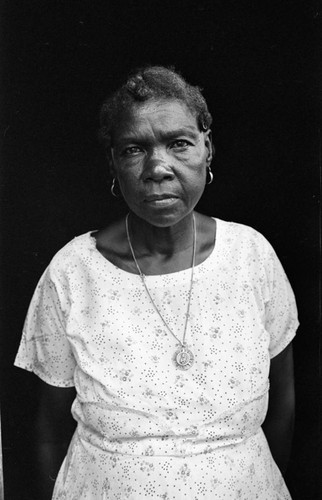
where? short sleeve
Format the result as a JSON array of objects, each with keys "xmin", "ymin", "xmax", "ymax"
[
  {"xmin": 14, "ymin": 261, "xmax": 76, "ymax": 387},
  {"xmin": 264, "ymin": 243, "xmax": 299, "ymax": 358}
]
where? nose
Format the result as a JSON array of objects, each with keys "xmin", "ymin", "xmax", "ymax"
[{"xmin": 143, "ymin": 151, "xmax": 175, "ymax": 183}]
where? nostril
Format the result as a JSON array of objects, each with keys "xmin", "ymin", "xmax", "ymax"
[
  {"xmin": 144, "ymin": 173, "xmax": 174, "ymax": 183},
  {"xmin": 143, "ymin": 161, "xmax": 174, "ymax": 182}
]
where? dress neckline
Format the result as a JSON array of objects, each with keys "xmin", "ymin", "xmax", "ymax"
[{"xmin": 87, "ymin": 217, "xmax": 220, "ymax": 280}]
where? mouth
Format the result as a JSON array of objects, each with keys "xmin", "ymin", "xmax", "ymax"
[{"xmin": 144, "ymin": 194, "xmax": 178, "ymax": 206}]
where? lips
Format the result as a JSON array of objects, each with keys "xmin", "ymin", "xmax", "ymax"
[{"xmin": 144, "ymin": 194, "xmax": 178, "ymax": 202}]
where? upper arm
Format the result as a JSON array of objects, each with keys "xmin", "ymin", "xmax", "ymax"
[
  {"xmin": 37, "ymin": 380, "xmax": 77, "ymax": 444},
  {"xmin": 262, "ymin": 342, "xmax": 295, "ymax": 473},
  {"xmin": 15, "ymin": 262, "xmax": 77, "ymax": 387},
  {"xmin": 268, "ymin": 342, "xmax": 295, "ymax": 416}
]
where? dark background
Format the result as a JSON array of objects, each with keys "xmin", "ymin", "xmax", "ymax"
[{"xmin": 0, "ymin": 1, "xmax": 320, "ymax": 498}]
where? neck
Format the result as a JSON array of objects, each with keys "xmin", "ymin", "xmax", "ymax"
[{"xmin": 127, "ymin": 212, "xmax": 196, "ymax": 257}]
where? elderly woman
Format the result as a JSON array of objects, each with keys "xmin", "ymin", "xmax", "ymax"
[{"xmin": 15, "ymin": 66, "xmax": 298, "ymax": 499}]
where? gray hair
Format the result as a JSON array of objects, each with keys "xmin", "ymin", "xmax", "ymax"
[{"xmin": 99, "ymin": 66, "xmax": 213, "ymax": 149}]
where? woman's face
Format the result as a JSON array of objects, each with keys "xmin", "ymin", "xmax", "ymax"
[{"xmin": 110, "ymin": 99, "xmax": 213, "ymax": 227}]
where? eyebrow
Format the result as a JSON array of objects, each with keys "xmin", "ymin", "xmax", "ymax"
[{"xmin": 114, "ymin": 127, "xmax": 200, "ymax": 145}]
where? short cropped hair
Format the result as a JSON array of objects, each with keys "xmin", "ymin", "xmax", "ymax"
[{"xmin": 99, "ymin": 66, "xmax": 213, "ymax": 149}]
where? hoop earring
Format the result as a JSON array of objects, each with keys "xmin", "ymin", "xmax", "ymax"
[
  {"xmin": 206, "ymin": 166, "xmax": 214, "ymax": 185},
  {"xmin": 111, "ymin": 178, "xmax": 119, "ymax": 198}
]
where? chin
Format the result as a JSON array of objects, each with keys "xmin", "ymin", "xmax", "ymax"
[{"xmin": 134, "ymin": 209, "xmax": 192, "ymax": 228}]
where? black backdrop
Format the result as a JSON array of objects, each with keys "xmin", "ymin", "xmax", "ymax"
[{"xmin": 0, "ymin": 1, "xmax": 320, "ymax": 499}]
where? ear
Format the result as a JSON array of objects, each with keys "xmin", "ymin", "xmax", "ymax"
[{"xmin": 204, "ymin": 129, "xmax": 214, "ymax": 165}]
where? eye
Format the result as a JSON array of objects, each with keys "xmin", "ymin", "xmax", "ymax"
[
  {"xmin": 170, "ymin": 139, "xmax": 191, "ymax": 149},
  {"xmin": 122, "ymin": 145, "xmax": 143, "ymax": 156}
]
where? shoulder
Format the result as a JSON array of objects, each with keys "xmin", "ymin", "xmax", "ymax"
[
  {"xmin": 216, "ymin": 218, "xmax": 272, "ymax": 252},
  {"xmin": 46, "ymin": 231, "xmax": 96, "ymax": 278},
  {"xmin": 213, "ymin": 218, "xmax": 280, "ymax": 274},
  {"xmin": 216, "ymin": 217, "xmax": 262, "ymax": 238}
]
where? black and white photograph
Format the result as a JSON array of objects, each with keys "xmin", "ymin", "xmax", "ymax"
[{"xmin": 0, "ymin": 1, "xmax": 320, "ymax": 499}]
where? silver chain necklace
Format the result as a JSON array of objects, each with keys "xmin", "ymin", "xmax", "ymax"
[{"xmin": 125, "ymin": 213, "xmax": 196, "ymax": 370}]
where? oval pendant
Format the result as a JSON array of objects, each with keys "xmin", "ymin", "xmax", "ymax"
[{"xmin": 174, "ymin": 346, "xmax": 194, "ymax": 370}]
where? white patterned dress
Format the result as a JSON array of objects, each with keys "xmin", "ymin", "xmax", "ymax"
[{"xmin": 15, "ymin": 219, "xmax": 299, "ymax": 499}]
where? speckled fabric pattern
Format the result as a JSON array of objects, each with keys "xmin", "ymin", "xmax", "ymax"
[{"xmin": 15, "ymin": 218, "xmax": 299, "ymax": 499}]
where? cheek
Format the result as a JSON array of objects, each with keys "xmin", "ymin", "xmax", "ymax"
[
  {"xmin": 192, "ymin": 161, "xmax": 208, "ymax": 194},
  {"xmin": 192, "ymin": 175, "xmax": 207, "ymax": 200},
  {"xmin": 186, "ymin": 159, "xmax": 207, "ymax": 186},
  {"xmin": 117, "ymin": 173, "xmax": 146, "ymax": 207},
  {"xmin": 118, "ymin": 178, "xmax": 138, "ymax": 200},
  {"xmin": 116, "ymin": 167, "xmax": 140, "ymax": 191}
]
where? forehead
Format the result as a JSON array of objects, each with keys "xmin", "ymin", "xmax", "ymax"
[{"xmin": 113, "ymin": 99, "xmax": 199, "ymax": 140}]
